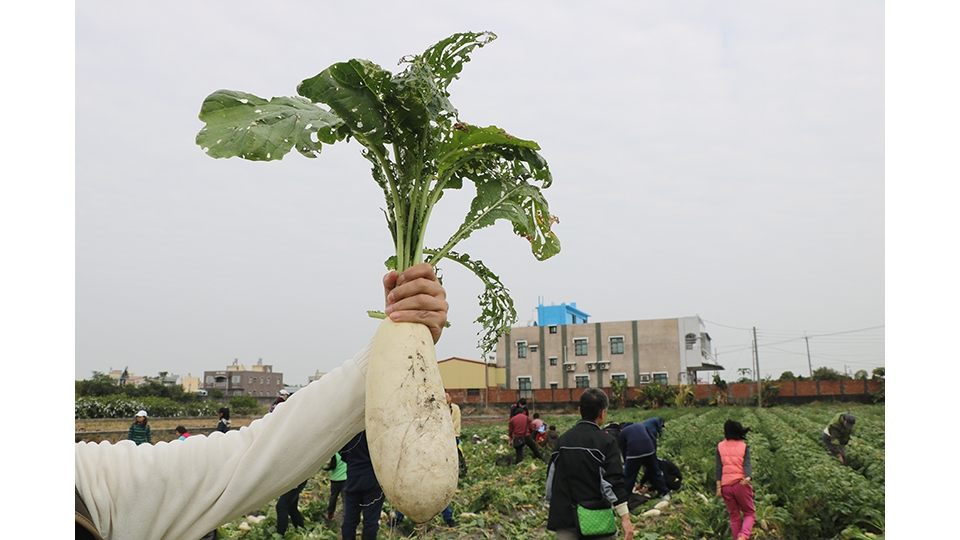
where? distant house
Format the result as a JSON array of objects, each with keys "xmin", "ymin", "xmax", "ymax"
[
  {"xmin": 438, "ymin": 357, "xmax": 505, "ymax": 397},
  {"xmin": 203, "ymin": 358, "xmax": 284, "ymax": 398},
  {"xmin": 495, "ymin": 300, "xmax": 722, "ymax": 391}
]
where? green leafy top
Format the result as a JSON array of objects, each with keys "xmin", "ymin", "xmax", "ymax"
[{"xmin": 196, "ymin": 32, "xmax": 560, "ymax": 352}]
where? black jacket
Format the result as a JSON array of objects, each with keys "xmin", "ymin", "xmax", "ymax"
[{"xmin": 545, "ymin": 420, "xmax": 629, "ymax": 532}]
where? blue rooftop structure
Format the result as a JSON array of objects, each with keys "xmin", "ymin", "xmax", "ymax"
[{"xmin": 536, "ymin": 298, "xmax": 590, "ymax": 326}]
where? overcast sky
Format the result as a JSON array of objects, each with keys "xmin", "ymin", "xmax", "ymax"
[{"xmin": 73, "ymin": 1, "xmax": 886, "ymax": 385}]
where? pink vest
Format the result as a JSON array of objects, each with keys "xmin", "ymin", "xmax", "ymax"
[{"xmin": 717, "ymin": 439, "xmax": 747, "ymax": 486}]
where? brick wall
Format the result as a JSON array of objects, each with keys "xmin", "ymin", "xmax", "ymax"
[{"xmin": 447, "ymin": 379, "xmax": 883, "ymax": 408}]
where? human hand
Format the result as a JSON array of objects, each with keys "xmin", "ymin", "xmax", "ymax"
[
  {"xmin": 621, "ymin": 514, "xmax": 634, "ymax": 540},
  {"xmin": 740, "ymin": 477, "xmax": 751, "ymax": 486},
  {"xmin": 383, "ymin": 263, "xmax": 449, "ymax": 344}
]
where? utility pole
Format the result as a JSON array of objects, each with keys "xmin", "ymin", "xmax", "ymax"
[
  {"xmin": 805, "ymin": 334, "xmax": 813, "ymax": 377},
  {"xmin": 753, "ymin": 327, "xmax": 762, "ymax": 407}
]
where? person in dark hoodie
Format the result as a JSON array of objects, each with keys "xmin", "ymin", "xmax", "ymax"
[
  {"xmin": 822, "ymin": 413, "xmax": 856, "ymax": 465},
  {"xmin": 618, "ymin": 417, "xmax": 670, "ymax": 500},
  {"xmin": 339, "ymin": 431, "xmax": 385, "ymax": 540},
  {"xmin": 546, "ymin": 388, "xmax": 634, "ymax": 540}
]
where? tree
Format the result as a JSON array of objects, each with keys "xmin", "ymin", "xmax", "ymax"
[
  {"xmin": 610, "ymin": 379, "xmax": 628, "ymax": 409},
  {"xmin": 711, "ymin": 375, "xmax": 729, "ymax": 406},
  {"xmin": 76, "ymin": 372, "xmax": 122, "ymax": 397},
  {"xmin": 208, "ymin": 388, "xmax": 224, "ymax": 399},
  {"xmin": 811, "ymin": 367, "xmax": 848, "ymax": 381},
  {"xmin": 871, "ymin": 367, "xmax": 885, "ymax": 381},
  {"xmin": 853, "ymin": 370, "xmax": 869, "ymax": 380},
  {"xmin": 778, "ymin": 371, "xmax": 798, "ymax": 381}
]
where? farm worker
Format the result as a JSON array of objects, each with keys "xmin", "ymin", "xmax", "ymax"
[
  {"xmin": 448, "ymin": 392, "xmax": 467, "ymax": 479},
  {"xmin": 339, "ymin": 430, "xmax": 387, "ymax": 540},
  {"xmin": 509, "ymin": 409, "xmax": 544, "ymax": 463},
  {"xmin": 510, "ymin": 397, "xmax": 529, "ymax": 417},
  {"xmin": 618, "ymin": 421, "xmax": 670, "ymax": 500},
  {"xmin": 268, "ymin": 387, "xmax": 307, "ymax": 536},
  {"xmin": 716, "ymin": 420, "xmax": 755, "ymax": 540},
  {"xmin": 545, "ymin": 387, "xmax": 634, "ymax": 540},
  {"xmin": 216, "ymin": 407, "xmax": 230, "ymax": 433},
  {"xmin": 323, "ymin": 452, "xmax": 347, "ymax": 521},
  {"xmin": 175, "ymin": 426, "xmax": 191, "ymax": 440},
  {"xmin": 532, "ymin": 413, "xmax": 546, "ymax": 443},
  {"xmin": 126, "ymin": 410, "xmax": 151, "ymax": 446},
  {"xmin": 269, "ymin": 388, "xmax": 290, "ymax": 413},
  {"xmin": 542, "ymin": 425, "xmax": 560, "ymax": 452},
  {"xmin": 822, "ymin": 413, "xmax": 856, "ymax": 464},
  {"xmin": 75, "ymin": 264, "xmax": 449, "ymax": 540}
]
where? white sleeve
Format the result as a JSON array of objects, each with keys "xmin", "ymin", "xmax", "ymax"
[{"xmin": 75, "ymin": 343, "xmax": 370, "ymax": 540}]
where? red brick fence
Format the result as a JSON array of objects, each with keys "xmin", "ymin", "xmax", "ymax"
[{"xmin": 448, "ymin": 379, "xmax": 884, "ymax": 411}]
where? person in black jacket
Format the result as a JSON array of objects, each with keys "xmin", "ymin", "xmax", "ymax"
[
  {"xmin": 545, "ymin": 388, "xmax": 634, "ymax": 540},
  {"xmin": 339, "ymin": 431, "xmax": 385, "ymax": 540}
]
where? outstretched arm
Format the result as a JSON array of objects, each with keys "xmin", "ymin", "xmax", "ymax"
[{"xmin": 76, "ymin": 266, "xmax": 449, "ymax": 540}]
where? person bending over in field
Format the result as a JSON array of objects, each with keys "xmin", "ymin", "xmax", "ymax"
[
  {"xmin": 75, "ymin": 264, "xmax": 449, "ymax": 540},
  {"xmin": 822, "ymin": 413, "xmax": 856, "ymax": 465}
]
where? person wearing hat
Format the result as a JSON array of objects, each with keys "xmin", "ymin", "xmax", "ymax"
[
  {"xmin": 269, "ymin": 389, "xmax": 290, "ymax": 413},
  {"xmin": 126, "ymin": 410, "xmax": 152, "ymax": 446},
  {"xmin": 822, "ymin": 413, "xmax": 856, "ymax": 464}
]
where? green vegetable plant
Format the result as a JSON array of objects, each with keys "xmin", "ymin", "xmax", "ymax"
[
  {"xmin": 196, "ymin": 32, "xmax": 560, "ymax": 523},
  {"xmin": 196, "ymin": 31, "xmax": 559, "ymax": 352}
]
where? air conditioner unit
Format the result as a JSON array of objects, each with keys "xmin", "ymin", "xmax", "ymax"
[
  {"xmin": 564, "ymin": 363, "xmax": 576, "ymax": 372},
  {"xmin": 639, "ymin": 374, "xmax": 651, "ymax": 383},
  {"xmin": 587, "ymin": 363, "xmax": 597, "ymax": 371},
  {"xmin": 598, "ymin": 361, "xmax": 610, "ymax": 370}
]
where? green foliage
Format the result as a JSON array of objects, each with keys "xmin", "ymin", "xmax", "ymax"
[
  {"xmin": 610, "ymin": 378, "xmax": 628, "ymax": 409},
  {"xmin": 749, "ymin": 380, "xmax": 781, "ymax": 407},
  {"xmin": 207, "ymin": 404, "xmax": 883, "ymax": 540},
  {"xmin": 639, "ymin": 383, "xmax": 676, "ymax": 410},
  {"xmin": 673, "ymin": 385, "xmax": 695, "ymax": 408},
  {"xmin": 812, "ymin": 366, "xmax": 849, "ymax": 380},
  {"xmin": 196, "ymin": 32, "xmax": 560, "ymax": 353},
  {"xmin": 778, "ymin": 370, "xmax": 798, "ymax": 381},
  {"xmin": 228, "ymin": 395, "xmax": 262, "ymax": 416},
  {"xmin": 209, "ymin": 388, "xmax": 225, "ymax": 399},
  {"xmin": 75, "ymin": 395, "xmax": 221, "ymax": 419},
  {"xmin": 871, "ymin": 367, "xmax": 884, "ymax": 381},
  {"xmin": 75, "ymin": 372, "xmax": 122, "ymax": 397}
]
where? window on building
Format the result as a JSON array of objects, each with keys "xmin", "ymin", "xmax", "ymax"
[
  {"xmin": 611, "ymin": 373, "xmax": 627, "ymax": 384},
  {"xmin": 610, "ymin": 336, "xmax": 624, "ymax": 355},
  {"xmin": 516, "ymin": 341, "xmax": 528, "ymax": 359},
  {"xmin": 518, "ymin": 376, "xmax": 532, "ymax": 391},
  {"xmin": 277, "ymin": 379, "xmax": 281, "ymax": 385},
  {"xmin": 249, "ymin": 377, "xmax": 254, "ymax": 384},
  {"xmin": 549, "ymin": 357, "xmax": 558, "ymax": 366},
  {"xmin": 234, "ymin": 390, "xmax": 242, "ymax": 396},
  {"xmin": 231, "ymin": 375, "xmax": 240, "ymax": 384},
  {"xmin": 550, "ymin": 382, "xmax": 558, "ymax": 389},
  {"xmin": 653, "ymin": 372, "xmax": 669, "ymax": 385},
  {"xmin": 266, "ymin": 378, "xmax": 270, "ymax": 385},
  {"xmin": 549, "ymin": 325, "xmax": 558, "ymax": 334},
  {"xmin": 467, "ymin": 388, "xmax": 480, "ymax": 396},
  {"xmin": 575, "ymin": 375, "xmax": 590, "ymax": 388},
  {"xmin": 260, "ymin": 377, "xmax": 264, "ymax": 384},
  {"xmin": 205, "ymin": 375, "xmax": 214, "ymax": 383},
  {"xmin": 574, "ymin": 338, "xmax": 588, "ymax": 356},
  {"xmin": 685, "ymin": 333, "xmax": 697, "ymax": 350}
]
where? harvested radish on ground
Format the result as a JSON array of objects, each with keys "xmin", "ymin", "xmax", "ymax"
[{"xmin": 196, "ymin": 31, "xmax": 559, "ymax": 521}]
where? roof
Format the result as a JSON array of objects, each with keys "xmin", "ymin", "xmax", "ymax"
[{"xmin": 437, "ymin": 357, "xmax": 486, "ymax": 365}]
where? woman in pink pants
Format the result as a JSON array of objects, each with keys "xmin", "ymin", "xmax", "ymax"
[{"xmin": 715, "ymin": 420, "xmax": 755, "ymax": 540}]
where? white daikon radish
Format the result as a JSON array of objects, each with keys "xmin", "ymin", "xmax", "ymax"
[{"xmin": 366, "ymin": 319, "xmax": 458, "ymax": 521}]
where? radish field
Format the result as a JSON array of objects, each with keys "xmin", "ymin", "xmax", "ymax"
[{"xmin": 214, "ymin": 403, "xmax": 884, "ymax": 539}]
